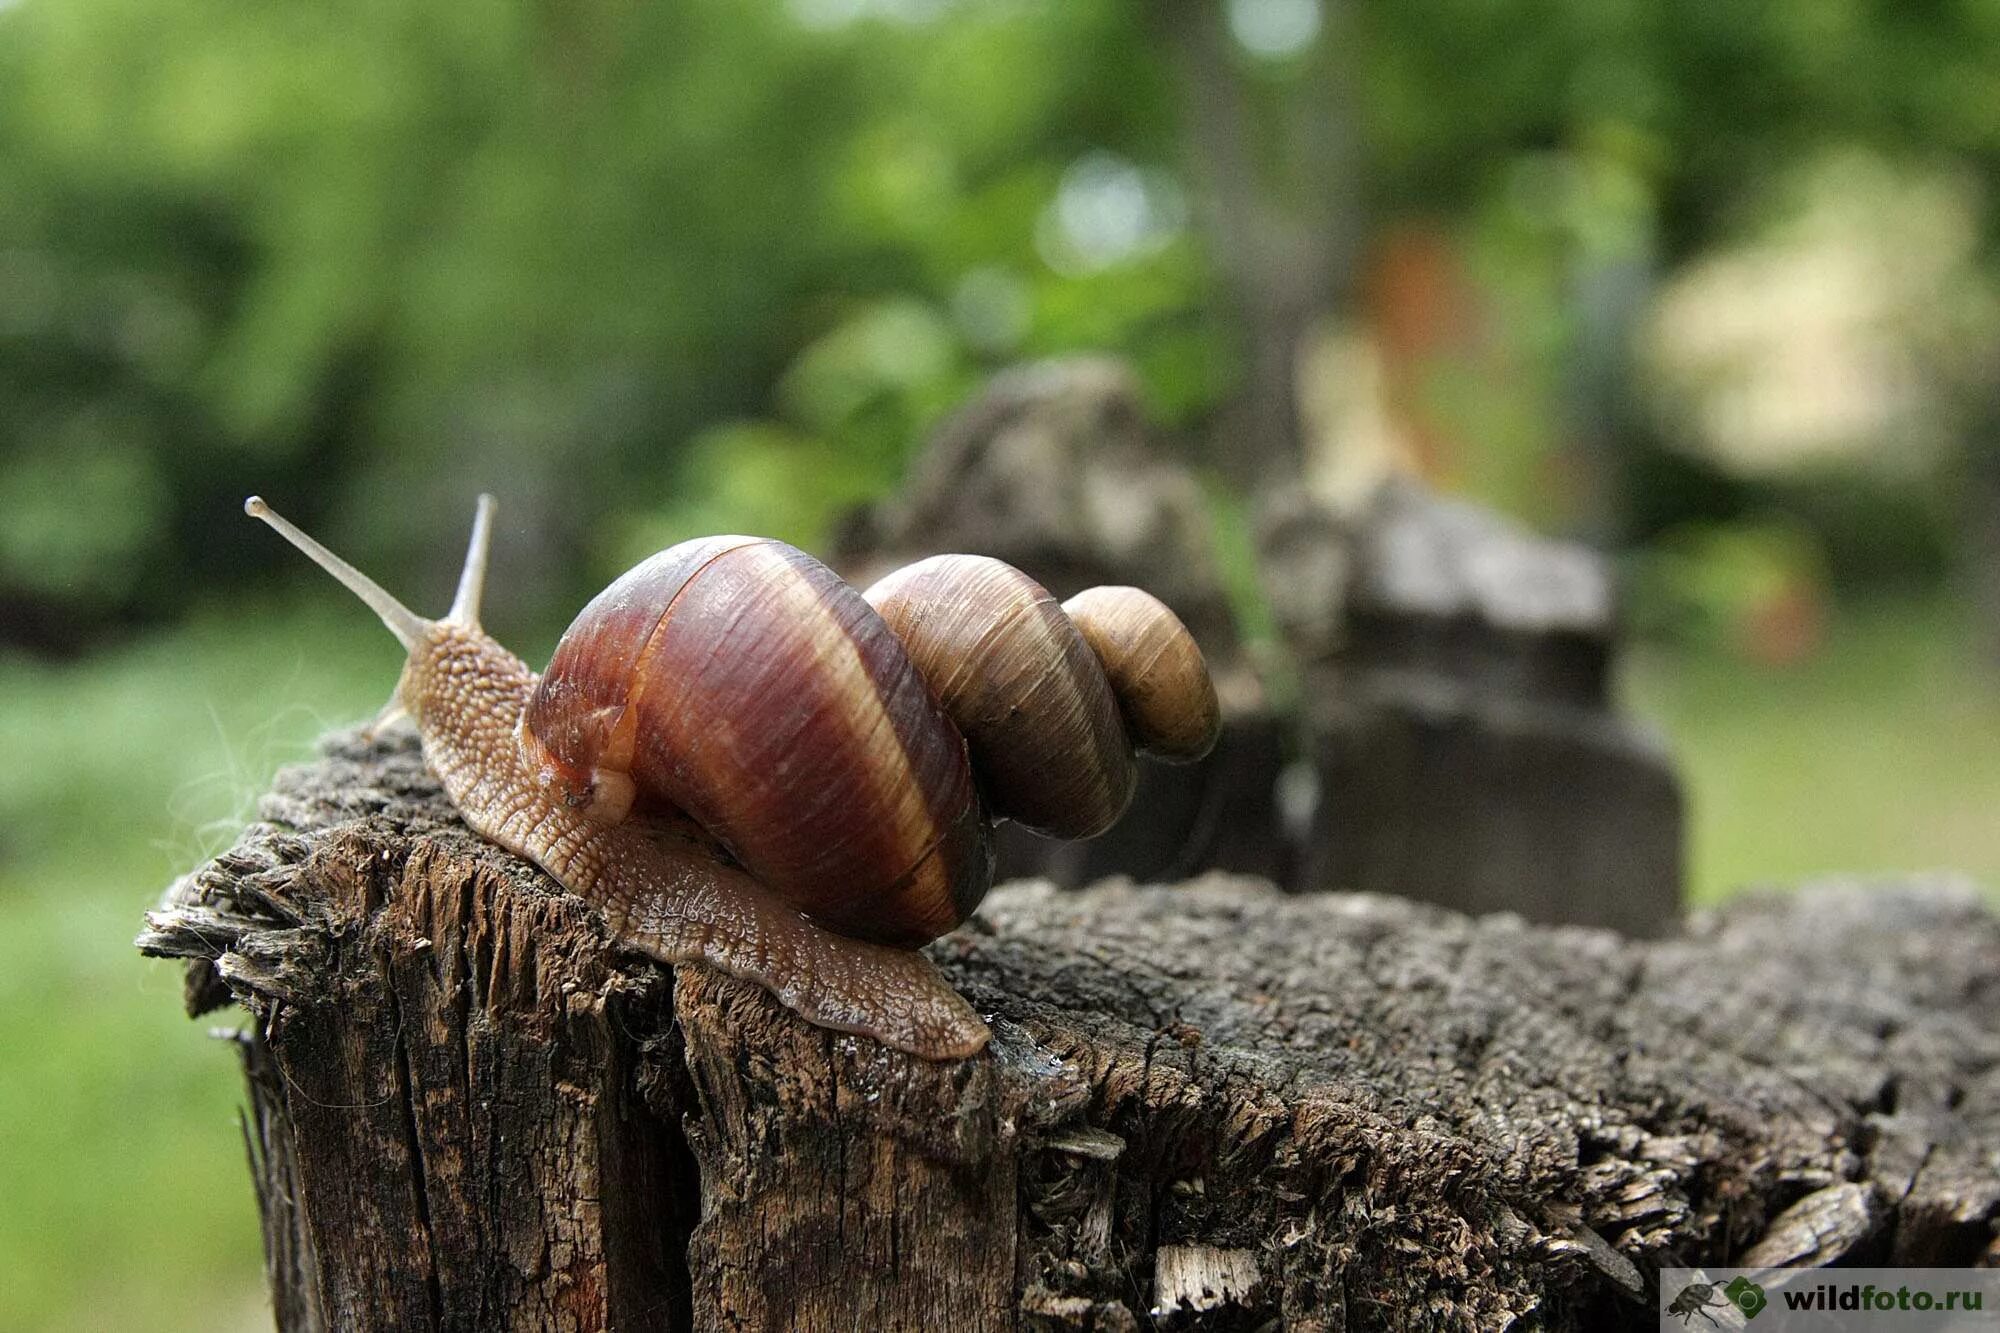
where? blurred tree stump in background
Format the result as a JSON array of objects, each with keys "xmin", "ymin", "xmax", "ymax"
[
  {"xmin": 139, "ymin": 733, "xmax": 1999, "ymax": 1331},
  {"xmin": 839, "ymin": 358, "xmax": 1682, "ymax": 930},
  {"xmin": 1269, "ymin": 480, "xmax": 1683, "ymax": 936}
]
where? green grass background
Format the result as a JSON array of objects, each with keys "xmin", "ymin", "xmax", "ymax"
[{"xmin": 0, "ymin": 595, "xmax": 1993, "ymax": 1329}]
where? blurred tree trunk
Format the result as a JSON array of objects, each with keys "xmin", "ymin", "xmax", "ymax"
[
  {"xmin": 1561, "ymin": 248, "xmax": 1656, "ymax": 547},
  {"xmin": 1153, "ymin": 0, "xmax": 1365, "ymax": 492}
]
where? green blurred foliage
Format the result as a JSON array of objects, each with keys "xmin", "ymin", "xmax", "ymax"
[
  {"xmin": 1625, "ymin": 597, "xmax": 2000, "ymax": 903},
  {"xmin": 9, "ymin": 0, "xmax": 2000, "ymax": 635},
  {"xmin": 0, "ymin": 601, "xmax": 397, "ymax": 1331},
  {"xmin": 0, "ymin": 0, "xmax": 1212, "ymax": 627}
]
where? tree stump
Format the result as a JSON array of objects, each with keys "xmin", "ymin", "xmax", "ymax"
[
  {"xmin": 1270, "ymin": 480, "xmax": 1684, "ymax": 937},
  {"xmin": 139, "ymin": 732, "xmax": 2000, "ymax": 1331}
]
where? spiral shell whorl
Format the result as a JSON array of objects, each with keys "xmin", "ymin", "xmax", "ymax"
[
  {"xmin": 864, "ymin": 555, "xmax": 1138, "ymax": 839},
  {"xmin": 1061, "ymin": 585, "xmax": 1220, "ymax": 763}
]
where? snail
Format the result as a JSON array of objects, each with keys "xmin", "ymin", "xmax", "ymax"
[{"xmin": 244, "ymin": 494, "xmax": 1219, "ymax": 1058}]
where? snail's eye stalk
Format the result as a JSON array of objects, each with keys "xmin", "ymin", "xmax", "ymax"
[
  {"xmin": 447, "ymin": 494, "xmax": 497, "ymax": 628},
  {"xmin": 244, "ymin": 495, "xmax": 433, "ymax": 651}
]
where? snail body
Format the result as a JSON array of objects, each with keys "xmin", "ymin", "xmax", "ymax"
[{"xmin": 245, "ymin": 495, "xmax": 1218, "ymax": 1059}]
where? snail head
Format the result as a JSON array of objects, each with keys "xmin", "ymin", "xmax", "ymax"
[{"xmin": 243, "ymin": 493, "xmax": 497, "ymax": 730}]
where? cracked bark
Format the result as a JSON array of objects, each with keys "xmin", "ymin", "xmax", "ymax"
[{"xmin": 138, "ymin": 731, "xmax": 2000, "ymax": 1331}]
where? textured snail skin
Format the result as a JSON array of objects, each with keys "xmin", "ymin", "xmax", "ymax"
[
  {"xmin": 1061, "ymin": 586, "xmax": 1220, "ymax": 762},
  {"xmin": 525, "ymin": 538, "xmax": 991, "ymax": 946},
  {"xmin": 407, "ymin": 623, "xmax": 991, "ymax": 1059},
  {"xmin": 864, "ymin": 555, "xmax": 1136, "ymax": 839}
]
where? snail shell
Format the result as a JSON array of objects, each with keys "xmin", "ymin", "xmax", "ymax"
[
  {"xmin": 1061, "ymin": 584, "xmax": 1220, "ymax": 762},
  {"xmin": 864, "ymin": 555, "xmax": 1137, "ymax": 839},
  {"xmin": 522, "ymin": 537, "xmax": 993, "ymax": 946}
]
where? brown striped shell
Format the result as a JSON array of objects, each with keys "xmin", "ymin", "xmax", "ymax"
[
  {"xmin": 1061, "ymin": 585, "xmax": 1220, "ymax": 762},
  {"xmin": 523, "ymin": 542, "xmax": 1219, "ymax": 950},
  {"xmin": 864, "ymin": 556, "xmax": 1219, "ymax": 838},
  {"xmin": 863, "ymin": 555, "xmax": 1137, "ymax": 838},
  {"xmin": 523, "ymin": 537, "xmax": 991, "ymax": 947}
]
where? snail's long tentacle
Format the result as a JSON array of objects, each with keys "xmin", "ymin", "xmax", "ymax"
[{"xmin": 245, "ymin": 496, "xmax": 433, "ymax": 650}]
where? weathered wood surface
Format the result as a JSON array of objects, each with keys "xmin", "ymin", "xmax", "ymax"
[{"xmin": 139, "ymin": 731, "xmax": 2000, "ymax": 1331}]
